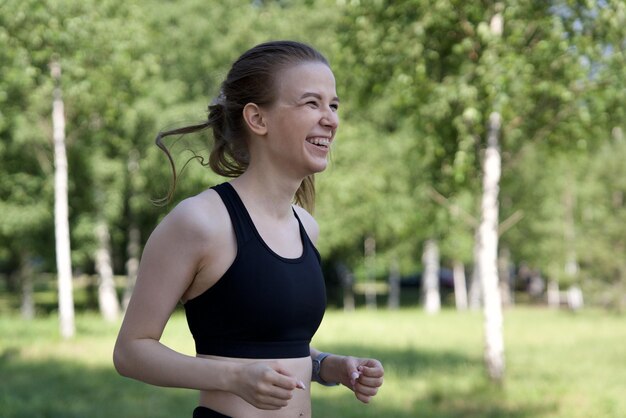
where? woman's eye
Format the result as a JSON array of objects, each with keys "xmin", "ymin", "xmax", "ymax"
[
  {"xmin": 307, "ymin": 101, "xmax": 318, "ymax": 107},
  {"xmin": 330, "ymin": 104, "xmax": 339, "ymax": 111}
]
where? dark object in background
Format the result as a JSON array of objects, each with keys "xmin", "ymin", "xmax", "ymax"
[{"xmin": 400, "ymin": 268, "xmax": 455, "ymax": 290}]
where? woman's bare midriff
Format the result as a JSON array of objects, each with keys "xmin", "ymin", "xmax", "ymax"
[{"xmin": 197, "ymin": 354, "xmax": 313, "ymax": 418}]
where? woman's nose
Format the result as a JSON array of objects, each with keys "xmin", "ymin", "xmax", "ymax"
[{"xmin": 321, "ymin": 107, "xmax": 339, "ymax": 130}]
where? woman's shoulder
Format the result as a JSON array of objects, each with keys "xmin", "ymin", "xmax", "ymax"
[
  {"xmin": 292, "ymin": 205, "xmax": 320, "ymax": 244},
  {"xmin": 157, "ymin": 188, "xmax": 228, "ymax": 241}
]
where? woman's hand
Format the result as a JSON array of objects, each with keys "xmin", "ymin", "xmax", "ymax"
[
  {"xmin": 344, "ymin": 357, "xmax": 384, "ymax": 403},
  {"xmin": 321, "ymin": 355, "xmax": 384, "ymax": 404},
  {"xmin": 231, "ymin": 361, "xmax": 306, "ymax": 410}
]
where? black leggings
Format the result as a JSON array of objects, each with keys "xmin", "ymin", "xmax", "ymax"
[{"xmin": 192, "ymin": 406, "xmax": 232, "ymax": 418}]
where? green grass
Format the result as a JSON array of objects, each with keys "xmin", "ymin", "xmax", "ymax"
[{"xmin": 0, "ymin": 307, "xmax": 624, "ymax": 417}]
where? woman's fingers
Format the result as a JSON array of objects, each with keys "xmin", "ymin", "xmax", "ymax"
[{"xmin": 237, "ymin": 361, "xmax": 305, "ymax": 409}]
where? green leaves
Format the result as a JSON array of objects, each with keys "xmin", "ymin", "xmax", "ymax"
[{"xmin": 0, "ymin": 0, "xmax": 623, "ymax": 291}]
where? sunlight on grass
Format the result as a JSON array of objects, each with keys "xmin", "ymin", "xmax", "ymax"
[{"xmin": 0, "ymin": 307, "xmax": 624, "ymax": 417}]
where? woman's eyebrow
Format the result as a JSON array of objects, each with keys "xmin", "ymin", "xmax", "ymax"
[{"xmin": 300, "ymin": 92, "xmax": 340, "ymax": 102}]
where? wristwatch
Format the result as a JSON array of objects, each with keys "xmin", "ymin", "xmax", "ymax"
[{"xmin": 312, "ymin": 352, "xmax": 339, "ymax": 386}]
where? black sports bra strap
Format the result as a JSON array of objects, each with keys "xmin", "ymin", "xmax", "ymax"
[
  {"xmin": 212, "ymin": 183, "xmax": 253, "ymax": 246},
  {"xmin": 291, "ymin": 208, "xmax": 309, "ymax": 242}
]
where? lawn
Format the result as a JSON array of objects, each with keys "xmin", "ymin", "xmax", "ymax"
[{"xmin": 0, "ymin": 307, "xmax": 624, "ymax": 417}]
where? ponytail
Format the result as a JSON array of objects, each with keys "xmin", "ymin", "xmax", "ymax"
[
  {"xmin": 153, "ymin": 96, "xmax": 253, "ymax": 206},
  {"xmin": 154, "ymin": 116, "xmax": 315, "ymax": 213},
  {"xmin": 152, "ymin": 121, "xmax": 211, "ymax": 206},
  {"xmin": 207, "ymin": 102, "xmax": 249, "ymax": 178}
]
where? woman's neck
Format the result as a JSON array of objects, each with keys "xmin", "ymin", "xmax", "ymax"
[{"xmin": 230, "ymin": 169, "xmax": 301, "ymax": 220}]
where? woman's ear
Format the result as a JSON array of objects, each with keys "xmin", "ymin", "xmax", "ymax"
[{"xmin": 243, "ymin": 103, "xmax": 267, "ymax": 136}]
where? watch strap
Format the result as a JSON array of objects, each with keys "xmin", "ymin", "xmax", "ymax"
[{"xmin": 312, "ymin": 352, "xmax": 339, "ymax": 386}]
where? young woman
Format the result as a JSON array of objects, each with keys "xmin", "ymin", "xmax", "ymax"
[{"xmin": 113, "ymin": 40, "xmax": 384, "ymax": 418}]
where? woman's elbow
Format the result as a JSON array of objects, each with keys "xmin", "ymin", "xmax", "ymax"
[{"xmin": 112, "ymin": 339, "xmax": 132, "ymax": 377}]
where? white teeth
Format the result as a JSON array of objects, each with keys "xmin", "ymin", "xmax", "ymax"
[{"xmin": 307, "ymin": 137, "xmax": 330, "ymax": 146}]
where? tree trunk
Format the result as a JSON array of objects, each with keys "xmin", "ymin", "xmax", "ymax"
[
  {"xmin": 51, "ymin": 59, "xmax": 75, "ymax": 339},
  {"xmin": 563, "ymin": 182, "xmax": 579, "ymax": 282},
  {"xmin": 123, "ymin": 222, "xmax": 140, "ymax": 311},
  {"xmin": 479, "ymin": 111, "xmax": 505, "ymax": 382},
  {"xmin": 123, "ymin": 149, "xmax": 141, "ymax": 311},
  {"xmin": 364, "ymin": 236, "xmax": 377, "ymax": 310},
  {"xmin": 547, "ymin": 280, "xmax": 560, "ymax": 308},
  {"xmin": 95, "ymin": 220, "xmax": 120, "ymax": 321},
  {"xmin": 469, "ymin": 228, "xmax": 482, "ymax": 310},
  {"xmin": 453, "ymin": 260, "xmax": 468, "ymax": 311},
  {"xmin": 336, "ymin": 262, "xmax": 355, "ymax": 312},
  {"xmin": 387, "ymin": 258, "xmax": 400, "ymax": 310},
  {"xmin": 498, "ymin": 246, "xmax": 513, "ymax": 306},
  {"xmin": 422, "ymin": 239, "xmax": 441, "ymax": 314},
  {"xmin": 567, "ymin": 285, "xmax": 583, "ymax": 311},
  {"xmin": 19, "ymin": 254, "xmax": 35, "ymax": 320}
]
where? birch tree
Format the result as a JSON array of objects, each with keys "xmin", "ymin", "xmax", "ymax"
[
  {"xmin": 19, "ymin": 253, "xmax": 35, "ymax": 319},
  {"xmin": 422, "ymin": 239, "xmax": 441, "ymax": 314},
  {"xmin": 453, "ymin": 260, "xmax": 468, "ymax": 310},
  {"xmin": 95, "ymin": 220, "xmax": 120, "ymax": 321},
  {"xmin": 336, "ymin": 1, "xmax": 577, "ymax": 382},
  {"xmin": 51, "ymin": 60, "xmax": 75, "ymax": 339},
  {"xmin": 0, "ymin": 0, "xmax": 57, "ymax": 320},
  {"xmin": 478, "ymin": 111, "xmax": 504, "ymax": 381},
  {"xmin": 475, "ymin": 4, "xmax": 506, "ymax": 382}
]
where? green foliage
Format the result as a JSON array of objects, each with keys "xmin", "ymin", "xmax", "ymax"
[
  {"xmin": 0, "ymin": 0, "xmax": 624, "ymax": 298},
  {"xmin": 335, "ymin": 0, "xmax": 625, "ymax": 286},
  {"xmin": 577, "ymin": 133, "xmax": 626, "ymax": 294}
]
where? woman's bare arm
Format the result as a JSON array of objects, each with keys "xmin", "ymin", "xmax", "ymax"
[
  {"xmin": 113, "ymin": 195, "xmax": 302, "ymax": 409},
  {"xmin": 113, "ymin": 197, "xmax": 235, "ymax": 390}
]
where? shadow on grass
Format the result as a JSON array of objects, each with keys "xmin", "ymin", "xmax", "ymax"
[
  {"xmin": 311, "ymin": 344, "xmax": 558, "ymax": 418},
  {"xmin": 0, "ymin": 344, "xmax": 557, "ymax": 418},
  {"xmin": 312, "ymin": 391, "xmax": 556, "ymax": 418},
  {"xmin": 0, "ymin": 349, "xmax": 197, "ymax": 418}
]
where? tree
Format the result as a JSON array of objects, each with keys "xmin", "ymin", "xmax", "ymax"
[
  {"xmin": 422, "ymin": 239, "xmax": 441, "ymax": 314},
  {"xmin": 0, "ymin": 0, "xmax": 160, "ymax": 324},
  {"xmin": 334, "ymin": 0, "xmax": 621, "ymax": 381},
  {"xmin": 475, "ymin": 5, "xmax": 505, "ymax": 383},
  {"xmin": 0, "ymin": 3, "xmax": 56, "ymax": 317},
  {"xmin": 51, "ymin": 60, "xmax": 75, "ymax": 338}
]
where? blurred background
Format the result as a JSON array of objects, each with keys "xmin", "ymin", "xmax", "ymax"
[{"xmin": 0, "ymin": 1, "xmax": 625, "ymax": 417}]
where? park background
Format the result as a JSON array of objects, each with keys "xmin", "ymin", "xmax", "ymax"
[{"xmin": 1, "ymin": 0, "xmax": 625, "ymax": 417}]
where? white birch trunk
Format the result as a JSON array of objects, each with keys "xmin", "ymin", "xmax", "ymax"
[
  {"xmin": 479, "ymin": 111, "xmax": 505, "ymax": 382},
  {"xmin": 567, "ymin": 285, "xmax": 584, "ymax": 311},
  {"xmin": 422, "ymin": 239, "xmax": 440, "ymax": 314},
  {"xmin": 123, "ymin": 149, "xmax": 140, "ymax": 311},
  {"xmin": 469, "ymin": 228, "xmax": 482, "ymax": 310},
  {"xmin": 364, "ymin": 236, "xmax": 377, "ymax": 310},
  {"xmin": 563, "ymin": 183, "xmax": 579, "ymax": 284},
  {"xmin": 387, "ymin": 258, "xmax": 401, "ymax": 310},
  {"xmin": 547, "ymin": 280, "xmax": 560, "ymax": 308},
  {"xmin": 51, "ymin": 60, "xmax": 75, "ymax": 338},
  {"xmin": 453, "ymin": 260, "xmax": 468, "ymax": 311},
  {"xmin": 123, "ymin": 223, "xmax": 140, "ymax": 311},
  {"xmin": 498, "ymin": 247, "xmax": 513, "ymax": 306},
  {"xmin": 20, "ymin": 255, "xmax": 35, "ymax": 320},
  {"xmin": 95, "ymin": 220, "xmax": 120, "ymax": 321},
  {"xmin": 336, "ymin": 262, "xmax": 355, "ymax": 312}
]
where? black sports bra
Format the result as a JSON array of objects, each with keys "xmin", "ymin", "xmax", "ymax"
[{"xmin": 184, "ymin": 182, "xmax": 327, "ymax": 359}]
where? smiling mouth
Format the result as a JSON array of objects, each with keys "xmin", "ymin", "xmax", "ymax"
[{"xmin": 306, "ymin": 137, "xmax": 331, "ymax": 148}]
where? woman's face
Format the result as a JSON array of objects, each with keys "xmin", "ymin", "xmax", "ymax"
[{"xmin": 262, "ymin": 62, "xmax": 340, "ymax": 177}]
